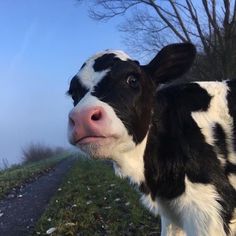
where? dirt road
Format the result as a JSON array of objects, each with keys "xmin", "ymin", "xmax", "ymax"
[{"xmin": 0, "ymin": 157, "xmax": 76, "ymax": 236}]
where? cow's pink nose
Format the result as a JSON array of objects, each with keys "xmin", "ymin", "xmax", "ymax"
[
  {"xmin": 69, "ymin": 106, "xmax": 105, "ymax": 128},
  {"xmin": 69, "ymin": 106, "xmax": 108, "ymax": 143}
]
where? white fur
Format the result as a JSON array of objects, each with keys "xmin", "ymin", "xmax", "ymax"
[
  {"xmin": 141, "ymin": 195, "xmax": 185, "ymax": 235},
  {"xmin": 155, "ymin": 177, "xmax": 225, "ymax": 236},
  {"xmin": 77, "ymin": 50, "xmax": 131, "ymax": 90},
  {"xmin": 182, "ymin": 178, "xmax": 225, "ymax": 236},
  {"xmin": 161, "ymin": 217, "xmax": 186, "ymax": 236},
  {"xmin": 78, "ymin": 66, "xmax": 109, "ymax": 90},
  {"xmin": 230, "ymin": 209, "xmax": 236, "ymax": 235},
  {"xmin": 140, "ymin": 193, "xmax": 159, "ymax": 216},
  {"xmin": 113, "ymin": 134, "xmax": 148, "ymax": 185},
  {"xmin": 103, "ymin": 49, "xmax": 131, "ymax": 61},
  {"xmin": 192, "ymin": 81, "xmax": 236, "ymax": 166},
  {"xmin": 68, "ymin": 93, "xmax": 135, "ymax": 159}
]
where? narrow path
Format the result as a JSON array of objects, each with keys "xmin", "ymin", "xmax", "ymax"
[{"xmin": 0, "ymin": 157, "xmax": 76, "ymax": 236}]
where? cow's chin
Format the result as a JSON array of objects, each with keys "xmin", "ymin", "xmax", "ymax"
[
  {"xmin": 78, "ymin": 142, "xmax": 113, "ymax": 159},
  {"xmin": 75, "ymin": 136, "xmax": 135, "ymax": 160}
]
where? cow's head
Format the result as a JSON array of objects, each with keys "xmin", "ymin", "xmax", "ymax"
[{"xmin": 67, "ymin": 43, "xmax": 196, "ymax": 160}]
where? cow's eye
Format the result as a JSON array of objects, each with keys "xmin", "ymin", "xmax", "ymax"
[{"xmin": 126, "ymin": 75, "xmax": 139, "ymax": 88}]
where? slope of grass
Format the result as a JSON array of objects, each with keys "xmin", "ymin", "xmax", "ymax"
[
  {"xmin": 34, "ymin": 158, "xmax": 160, "ymax": 236},
  {"xmin": 0, "ymin": 153, "xmax": 69, "ymax": 199}
]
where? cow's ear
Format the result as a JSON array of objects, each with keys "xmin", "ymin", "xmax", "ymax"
[{"xmin": 143, "ymin": 43, "xmax": 196, "ymax": 84}]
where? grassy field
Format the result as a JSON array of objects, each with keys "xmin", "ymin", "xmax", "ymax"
[
  {"xmin": 0, "ymin": 153, "xmax": 69, "ymax": 199},
  {"xmin": 34, "ymin": 158, "xmax": 160, "ymax": 236}
]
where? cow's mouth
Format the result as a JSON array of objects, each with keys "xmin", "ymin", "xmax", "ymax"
[{"xmin": 76, "ymin": 136, "xmax": 107, "ymax": 145}]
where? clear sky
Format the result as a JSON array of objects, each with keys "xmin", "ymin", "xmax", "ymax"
[{"xmin": 0, "ymin": 0, "xmax": 126, "ymax": 165}]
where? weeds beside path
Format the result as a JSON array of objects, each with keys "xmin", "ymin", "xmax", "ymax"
[
  {"xmin": 0, "ymin": 155, "xmax": 69, "ymax": 199},
  {"xmin": 0, "ymin": 157, "xmax": 76, "ymax": 236},
  {"xmin": 35, "ymin": 159, "xmax": 160, "ymax": 236}
]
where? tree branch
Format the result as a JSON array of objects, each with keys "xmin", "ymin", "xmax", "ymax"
[
  {"xmin": 169, "ymin": 0, "xmax": 191, "ymax": 41},
  {"xmin": 145, "ymin": 0, "xmax": 188, "ymax": 42},
  {"xmin": 202, "ymin": 0, "xmax": 224, "ymax": 47},
  {"xmin": 185, "ymin": 0, "xmax": 210, "ymax": 55},
  {"xmin": 89, "ymin": 0, "xmax": 142, "ymax": 21}
]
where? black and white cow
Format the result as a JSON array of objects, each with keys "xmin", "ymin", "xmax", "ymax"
[{"xmin": 67, "ymin": 43, "xmax": 236, "ymax": 236}]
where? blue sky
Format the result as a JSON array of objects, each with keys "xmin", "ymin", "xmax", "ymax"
[{"xmin": 0, "ymin": 0, "xmax": 127, "ymax": 165}]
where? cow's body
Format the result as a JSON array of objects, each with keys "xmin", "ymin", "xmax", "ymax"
[
  {"xmin": 141, "ymin": 80, "xmax": 236, "ymax": 236},
  {"xmin": 67, "ymin": 44, "xmax": 236, "ymax": 235}
]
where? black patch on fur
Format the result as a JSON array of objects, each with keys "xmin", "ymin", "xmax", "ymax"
[
  {"xmin": 213, "ymin": 123, "xmax": 228, "ymax": 159},
  {"xmin": 143, "ymin": 83, "xmax": 212, "ymax": 199},
  {"xmin": 226, "ymin": 162, "xmax": 236, "ymax": 174},
  {"xmin": 92, "ymin": 60, "xmax": 155, "ymax": 144},
  {"xmin": 67, "ymin": 75, "xmax": 88, "ymax": 106},
  {"xmin": 93, "ymin": 53, "xmax": 120, "ymax": 72},
  {"xmin": 156, "ymin": 82, "xmax": 211, "ymax": 112},
  {"xmin": 142, "ymin": 82, "xmax": 235, "ymax": 234}
]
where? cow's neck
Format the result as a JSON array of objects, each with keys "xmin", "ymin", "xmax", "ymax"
[
  {"xmin": 113, "ymin": 134, "xmax": 148, "ymax": 185},
  {"xmin": 142, "ymin": 121, "xmax": 187, "ymax": 199}
]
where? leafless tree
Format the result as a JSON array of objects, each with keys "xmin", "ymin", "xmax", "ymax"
[{"xmin": 81, "ymin": 0, "xmax": 236, "ymax": 80}]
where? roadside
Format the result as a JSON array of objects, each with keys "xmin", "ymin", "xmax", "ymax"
[
  {"xmin": 0, "ymin": 154, "xmax": 69, "ymax": 200},
  {"xmin": 0, "ymin": 157, "xmax": 76, "ymax": 236},
  {"xmin": 34, "ymin": 159, "xmax": 160, "ymax": 236}
]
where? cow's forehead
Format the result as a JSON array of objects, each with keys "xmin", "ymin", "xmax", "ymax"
[{"xmin": 77, "ymin": 50, "xmax": 132, "ymax": 90}]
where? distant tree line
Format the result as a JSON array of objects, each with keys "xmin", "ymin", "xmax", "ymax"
[{"xmin": 79, "ymin": 0, "xmax": 236, "ymax": 81}]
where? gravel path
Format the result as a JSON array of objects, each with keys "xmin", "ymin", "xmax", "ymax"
[{"xmin": 0, "ymin": 157, "xmax": 76, "ymax": 236}]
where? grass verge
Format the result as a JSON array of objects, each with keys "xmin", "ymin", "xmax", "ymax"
[
  {"xmin": 34, "ymin": 158, "xmax": 160, "ymax": 236},
  {"xmin": 0, "ymin": 153, "xmax": 69, "ymax": 199}
]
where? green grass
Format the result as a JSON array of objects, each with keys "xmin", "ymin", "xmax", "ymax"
[
  {"xmin": 34, "ymin": 158, "xmax": 160, "ymax": 236},
  {"xmin": 0, "ymin": 153, "xmax": 69, "ymax": 199}
]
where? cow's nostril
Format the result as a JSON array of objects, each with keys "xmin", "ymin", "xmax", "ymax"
[
  {"xmin": 69, "ymin": 117, "xmax": 75, "ymax": 126},
  {"xmin": 91, "ymin": 110, "xmax": 102, "ymax": 121}
]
